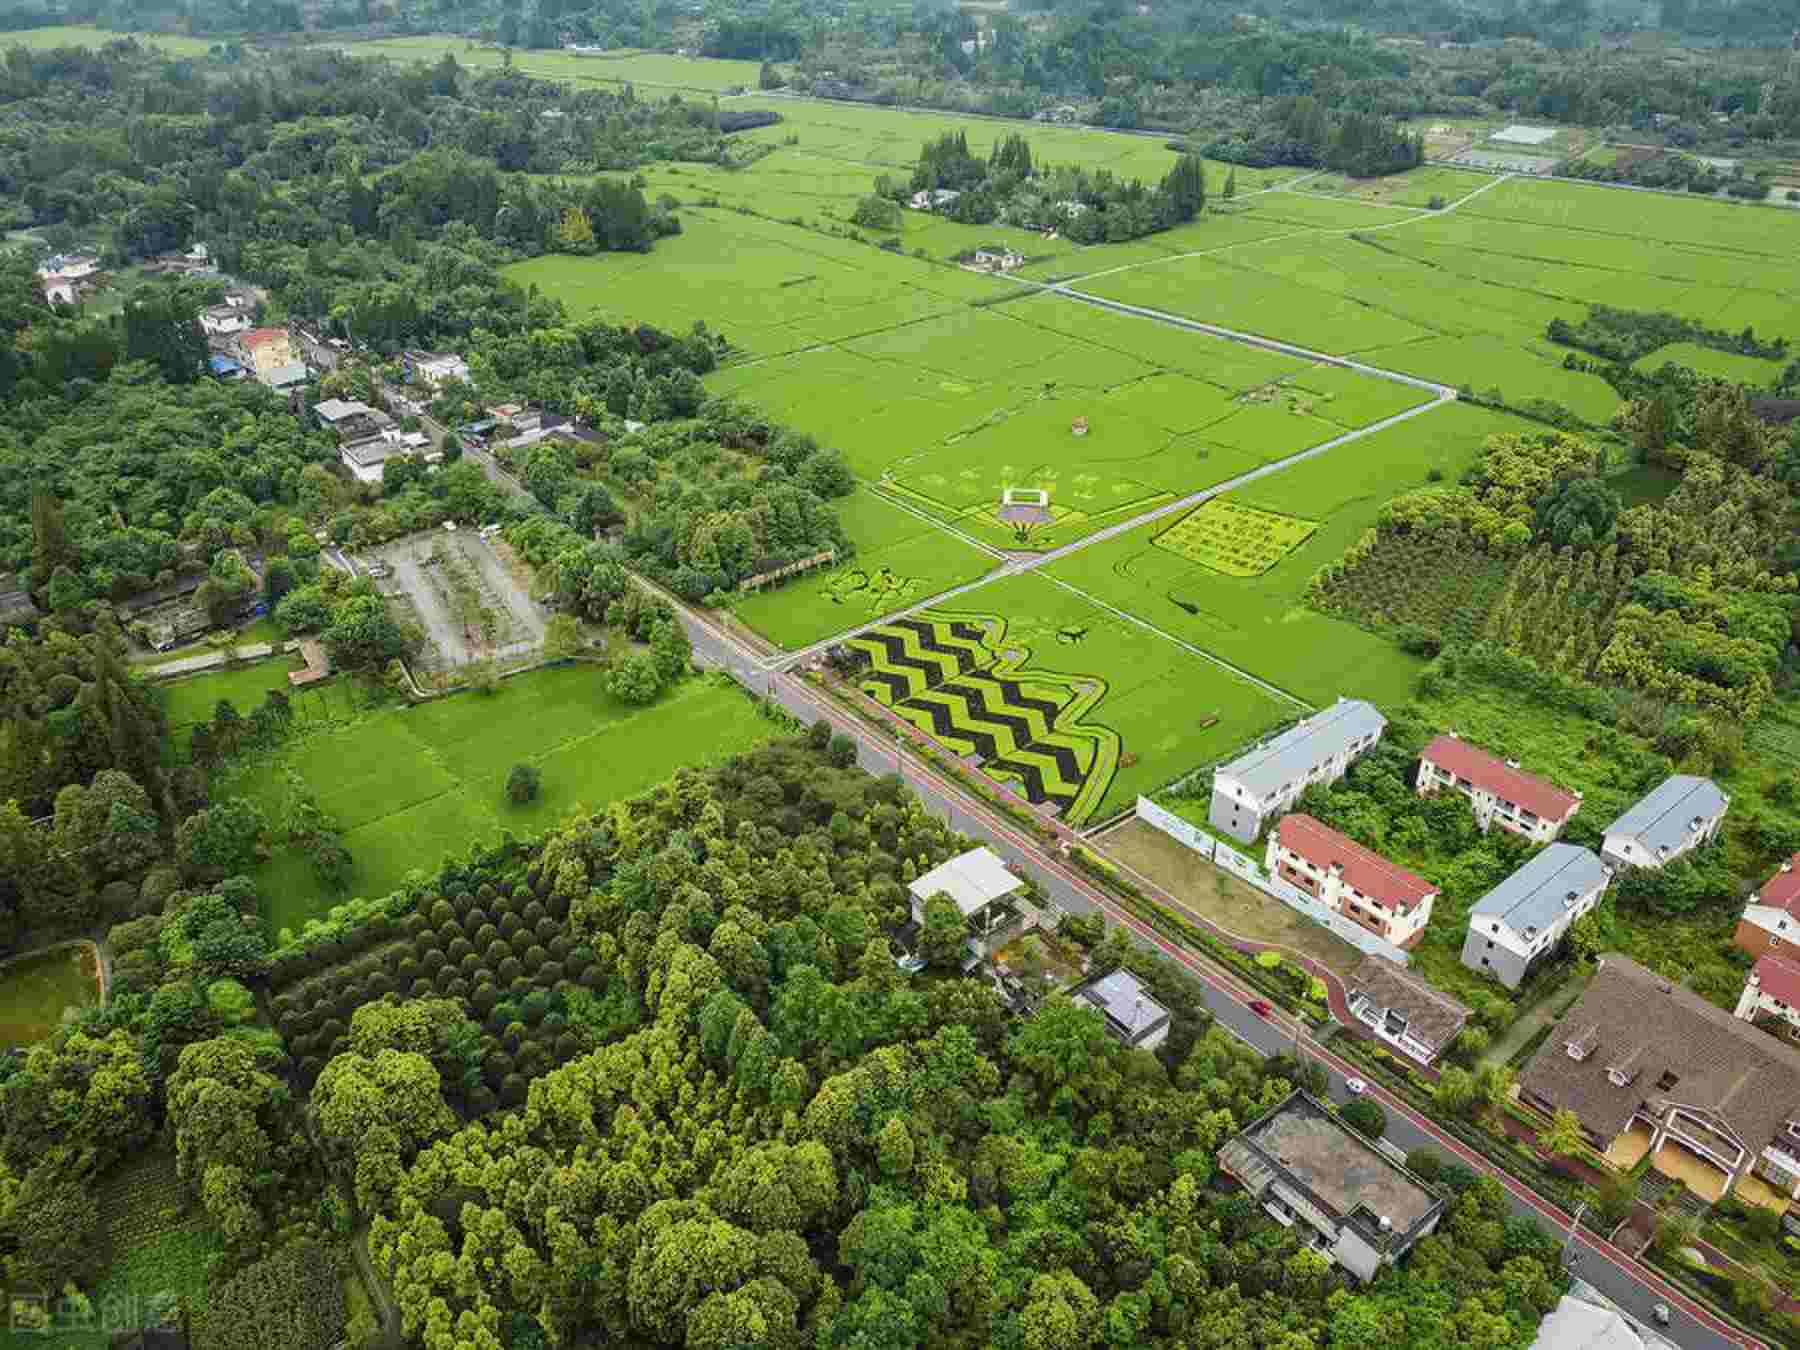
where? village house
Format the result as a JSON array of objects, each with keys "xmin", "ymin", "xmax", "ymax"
[
  {"xmin": 1461, "ymin": 843, "xmax": 1611, "ymax": 990},
  {"xmin": 339, "ymin": 436, "xmax": 405, "ymax": 485},
  {"xmin": 1265, "ymin": 813, "xmax": 1437, "ymax": 948},
  {"xmin": 405, "ymin": 350, "xmax": 470, "ymax": 389},
  {"xmin": 1521, "ymin": 953, "xmax": 1800, "ymax": 1206},
  {"xmin": 233, "ymin": 327, "xmax": 305, "ymax": 388},
  {"xmin": 1069, "ymin": 968, "xmax": 1170, "ymax": 1050},
  {"xmin": 907, "ymin": 188, "xmax": 962, "ymax": 211},
  {"xmin": 1344, "ymin": 954, "xmax": 1470, "ymax": 1065},
  {"xmin": 1218, "ymin": 1091, "xmax": 1446, "ymax": 1281},
  {"xmin": 36, "ymin": 253, "xmax": 103, "ymax": 305},
  {"xmin": 1733, "ymin": 853, "xmax": 1799, "ymax": 961},
  {"xmin": 486, "ymin": 403, "xmax": 542, "ymax": 432},
  {"xmin": 907, "ymin": 846, "xmax": 1042, "ymax": 964},
  {"xmin": 200, "ymin": 303, "xmax": 249, "ymax": 336},
  {"xmin": 1734, "ymin": 952, "xmax": 1800, "ymax": 1037},
  {"xmin": 1208, "ymin": 698, "xmax": 1386, "ymax": 845},
  {"xmin": 1600, "ymin": 775, "xmax": 1728, "ymax": 871},
  {"xmin": 970, "ymin": 245, "xmax": 1026, "ymax": 273},
  {"xmin": 1416, "ymin": 732, "xmax": 1581, "ymax": 842}
]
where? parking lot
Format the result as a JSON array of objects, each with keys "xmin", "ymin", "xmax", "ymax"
[{"xmin": 361, "ymin": 527, "xmax": 547, "ymax": 670}]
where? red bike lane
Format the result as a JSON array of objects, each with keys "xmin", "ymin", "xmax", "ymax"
[{"xmin": 764, "ymin": 664, "xmax": 1763, "ymax": 1350}]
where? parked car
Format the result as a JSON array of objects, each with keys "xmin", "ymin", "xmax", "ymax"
[
  {"xmin": 1344, "ymin": 1077, "xmax": 1367, "ymax": 1095},
  {"xmin": 1651, "ymin": 1304, "xmax": 1671, "ymax": 1327},
  {"xmin": 1249, "ymin": 999, "xmax": 1273, "ymax": 1018}
]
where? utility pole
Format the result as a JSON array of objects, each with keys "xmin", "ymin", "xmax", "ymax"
[{"xmin": 1563, "ymin": 1200, "xmax": 1589, "ymax": 1269}]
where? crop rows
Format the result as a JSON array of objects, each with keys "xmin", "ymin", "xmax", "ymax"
[
  {"xmin": 1153, "ymin": 500, "xmax": 1318, "ymax": 576},
  {"xmin": 268, "ymin": 881, "xmax": 595, "ymax": 1110},
  {"xmin": 849, "ymin": 613, "xmax": 1120, "ymax": 822}
]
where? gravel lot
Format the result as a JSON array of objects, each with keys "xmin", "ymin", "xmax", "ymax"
[{"xmin": 363, "ymin": 528, "xmax": 547, "ymax": 669}]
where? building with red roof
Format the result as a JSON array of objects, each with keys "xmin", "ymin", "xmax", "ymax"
[
  {"xmin": 1734, "ymin": 950, "xmax": 1800, "ymax": 1038},
  {"xmin": 1416, "ymin": 732, "xmax": 1581, "ymax": 843},
  {"xmin": 1736, "ymin": 853, "xmax": 1800, "ymax": 962},
  {"xmin": 1265, "ymin": 813, "xmax": 1438, "ymax": 947}
]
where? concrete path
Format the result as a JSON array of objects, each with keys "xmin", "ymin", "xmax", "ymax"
[{"xmin": 142, "ymin": 642, "xmax": 278, "ymax": 680}]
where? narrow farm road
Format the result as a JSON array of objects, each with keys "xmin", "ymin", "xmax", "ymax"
[{"xmin": 774, "ymin": 377, "xmax": 1454, "ymax": 680}]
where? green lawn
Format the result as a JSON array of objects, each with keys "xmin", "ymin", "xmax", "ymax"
[
  {"xmin": 220, "ymin": 666, "xmax": 771, "ymax": 936},
  {"xmin": 0, "ymin": 943, "xmax": 101, "ymax": 1049},
  {"xmin": 1046, "ymin": 400, "xmax": 1531, "ymax": 708},
  {"xmin": 152, "ymin": 654, "xmax": 313, "ymax": 729}
]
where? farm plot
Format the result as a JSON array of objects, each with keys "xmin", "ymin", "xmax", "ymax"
[
  {"xmin": 1632, "ymin": 342, "xmax": 1784, "ymax": 386},
  {"xmin": 1047, "ymin": 401, "xmax": 1531, "ymax": 708},
  {"xmin": 345, "ymin": 36, "xmax": 761, "ymax": 91},
  {"xmin": 220, "ymin": 667, "xmax": 770, "ymax": 935},
  {"xmin": 158, "ymin": 652, "xmax": 306, "ymax": 728},
  {"xmin": 505, "ymin": 209, "xmax": 1008, "ymax": 344},
  {"xmin": 0, "ymin": 24, "xmax": 214, "ymax": 54},
  {"xmin": 731, "ymin": 487, "xmax": 998, "ymax": 650},
  {"xmin": 366, "ymin": 528, "xmax": 546, "ymax": 671},
  {"xmin": 1152, "ymin": 500, "xmax": 1318, "ymax": 576},
  {"xmin": 846, "ymin": 572, "xmax": 1291, "ymax": 822}
]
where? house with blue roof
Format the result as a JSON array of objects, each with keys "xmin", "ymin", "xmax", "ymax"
[
  {"xmin": 1461, "ymin": 843, "xmax": 1612, "ymax": 990},
  {"xmin": 1600, "ymin": 775, "xmax": 1728, "ymax": 872}
]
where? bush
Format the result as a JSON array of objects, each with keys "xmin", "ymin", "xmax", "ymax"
[
  {"xmin": 194, "ymin": 1240, "xmax": 347, "ymax": 1350},
  {"xmin": 1340, "ymin": 1098, "xmax": 1388, "ymax": 1140},
  {"xmin": 506, "ymin": 763, "xmax": 541, "ymax": 805}
]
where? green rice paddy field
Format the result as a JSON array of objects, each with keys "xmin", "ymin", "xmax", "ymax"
[
  {"xmin": 214, "ymin": 667, "xmax": 771, "ymax": 936},
  {"xmin": 1044, "ymin": 401, "xmax": 1533, "ymax": 708},
  {"xmin": 505, "ymin": 83, "xmax": 1800, "ymax": 790},
  {"xmin": 0, "ymin": 24, "xmax": 215, "ymax": 55},
  {"xmin": 851, "ymin": 573, "xmax": 1292, "ymax": 821}
]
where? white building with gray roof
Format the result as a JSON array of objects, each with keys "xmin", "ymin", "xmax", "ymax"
[
  {"xmin": 1601, "ymin": 775, "xmax": 1727, "ymax": 872},
  {"xmin": 1462, "ymin": 843, "xmax": 1612, "ymax": 989},
  {"xmin": 1208, "ymin": 698, "xmax": 1386, "ymax": 844},
  {"xmin": 1070, "ymin": 968, "xmax": 1170, "ymax": 1050}
]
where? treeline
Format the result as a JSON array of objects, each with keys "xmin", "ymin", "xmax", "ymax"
[
  {"xmin": 1547, "ymin": 305, "xmax": 1788, "ymax": 367},
  {"xmin": 1313, "ymin": 418, "xmax": 1799, "ymax": 718},
  {"xmin": 883, "ymin": 130, "xmax": 1206, "ymax": 242},
  {"xmin": 1204, "ymin": 99, "xmax": 1425, "ymax": 177},
  {"xmin": 0, "ymin": 43, "xmax": 745, "ymax": 351},
  {"xmin": 502, "ymin": 395, "xmax": 854, "ymax": 606}
]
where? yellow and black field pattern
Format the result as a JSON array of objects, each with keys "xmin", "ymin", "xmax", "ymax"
[{"xmin": 848, "ymin": 611, "xmax": 1120, "ymax": 823}]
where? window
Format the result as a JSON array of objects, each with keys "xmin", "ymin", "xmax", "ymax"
[
  {"xmin": 1486, "ymin": 939, "xmax": 1494, "ymax": 950},
  {"xmin": 1654, "ymin": 1070, "xmax": 1679, "ymax": 1092}
]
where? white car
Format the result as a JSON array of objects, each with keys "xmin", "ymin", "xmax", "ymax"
[
  {"xmin": 1650, "ymin": 1304, "xmax": 1671, "ymax": 1327},
  {"xmin": 1344, "ymin": 1077, "xmax": 1367, "ymax": 1096}
]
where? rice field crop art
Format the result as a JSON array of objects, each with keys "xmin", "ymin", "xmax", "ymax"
[
  {"xmin": 1152, "ymin": 500, "xmax": 1319, "ymax": 576},
  {"xmin": 846, "ymin": 610, "xmax": 1121, "ymax": 824}
]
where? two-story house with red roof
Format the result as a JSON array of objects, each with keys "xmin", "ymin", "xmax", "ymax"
[
  {"xmin": 1264, "ymin": 813, "xmax": 1437, "ymax": 948},
  {"xmin": 1736, "ymin": 853, "xmax": 1800, "ymax": 962},
  {"xmin": 1415, "ymin": 732, "xmax": 1581, "ymax": 843}
]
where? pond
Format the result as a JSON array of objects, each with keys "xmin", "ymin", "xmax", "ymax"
[{"xmin": 0, "ymin": 943, "xmax": 102, "ymax": 1048}]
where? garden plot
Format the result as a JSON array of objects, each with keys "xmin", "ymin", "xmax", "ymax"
[
  {"xmin": 1152, "ymin": 500, "xmax": 1318, "ymax": 576},
  {"xmin": 367, "ymin": 529, "xmax": 546, "ymax": 670}
]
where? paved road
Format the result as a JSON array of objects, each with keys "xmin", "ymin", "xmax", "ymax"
[{"xmin": 661, "ymin": 588, "xmax": 1760, "ymax": 1350}]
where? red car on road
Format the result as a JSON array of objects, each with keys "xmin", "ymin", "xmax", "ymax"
[{"xmin": 1249, "ymin": 999, "xmax": 1273, "ymax": 1017}]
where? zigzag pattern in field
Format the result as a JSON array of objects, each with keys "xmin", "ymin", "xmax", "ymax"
[
  {"xmin": 848, "ymin": 617, "xmax": 991, "ymax": 704},
  {"xmin": 897, "ymin": 675, "xmax": 1087, "ymax": 812}
]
